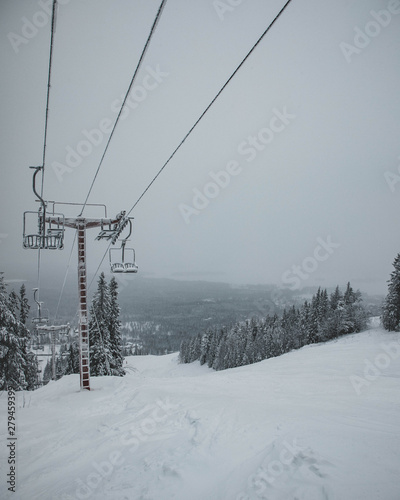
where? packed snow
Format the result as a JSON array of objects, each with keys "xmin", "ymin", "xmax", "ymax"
[{"xmin": 1, "ymin": 321, "xmax": 400, "ymax": 500}]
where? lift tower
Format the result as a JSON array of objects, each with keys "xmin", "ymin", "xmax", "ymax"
[{"xmin": 24, "ymin": 166, "xmax": 130, "ymax": 390}]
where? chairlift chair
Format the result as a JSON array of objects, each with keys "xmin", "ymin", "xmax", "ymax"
[
  {"xmin": 109, "ymin": 219, "xmax": 138, "ymax": 274},
  {"xmin": 110, "ymin": 244, "xmax": 138, "ymax": 274},
  {"xmin": 22, "ymin": 167, "xmax": 65, "ymax": 250}
]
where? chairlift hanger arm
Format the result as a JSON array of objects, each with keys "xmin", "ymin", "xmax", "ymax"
[{"xmin": 30, "ymin": 167, "xmax": 45, "ymax": 207}]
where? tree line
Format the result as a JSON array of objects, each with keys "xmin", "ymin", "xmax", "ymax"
[
  {"xmin": 180, "ymin": 283, "xmax": 369, "ymax": 371},
  {"xmin": 0, "ymin": 272, "xmax": 125, "ymax": 390},
  {"xmin": 382, "ymin": 253, "xmax": 400, "ymax": 331}
]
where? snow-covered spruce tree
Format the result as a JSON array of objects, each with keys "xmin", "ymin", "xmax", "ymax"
[
  {"xmin": 189, "ymin": 334, "xmax": 202, "ymax": 362},
  {"xmin": 308, "ymin": 290, "xmax": 321, "ymax": 344},
  {"xmin": 107, "ymin": 277, "xmax": 125, "ymax": 376},
  {"xmin": 43, "ymin": 360, "xmax": 52, "ymax": 385},
  {"xmin": 199, "ymin": 329, "xmax": 212, "ymax": 366},
  {"xmin": 19, "ymin": 284, "xmax": 30, "ymax": 325},
  {"xmin": 382, "ymin": 254, "xmax": 400, "ymax": 331},
  {"xmin": 89, "ymin": 273, "xmax": 113, "ymax": 376},
  {"xmin": 212, "ymin": 329, "xmax": 228, "ymax": 370},
  {"xmin": 179, "ymin": 339, "xmax": 189, "ymax": 364},
  {"xmin": 342, "ymin": 282, "xmax": 367, "ymax": 333},
  {"xmin": 298, "ymin": 301, "xmax": 311, "ymax": 347},
  {"xmin": 66, "ymin": 341, "xmax": 80, "ymax": 374},
  {"xmin": 328, "ymin": 286, "xmax": 346, "ymax": 338},
  {"xmin": 0, "ymin": 274, "xmax": 36, "ymax": 390}
]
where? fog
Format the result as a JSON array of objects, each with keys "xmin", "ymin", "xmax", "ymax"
[{"xmin": 1, "ymin": 0, "xmax": 399, "ymax": 296}]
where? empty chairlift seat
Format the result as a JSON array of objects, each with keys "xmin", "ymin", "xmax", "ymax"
[
  {"xmin": 109, "ymin": 246, "xmax": 138, "ymax": 274},
  {"xmin": 23, "ymin": 211, "xmax": 65, "ymax": 250}
]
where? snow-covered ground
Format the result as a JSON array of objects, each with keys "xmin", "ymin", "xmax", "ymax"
[{"xmin": 1, "ymin": 322, "xmax": 400, "ymax": 500}]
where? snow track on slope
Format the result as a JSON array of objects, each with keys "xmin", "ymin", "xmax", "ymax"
[{"xmin": 1, "ymin": 327, "xmax": 399, "ymax": 500}]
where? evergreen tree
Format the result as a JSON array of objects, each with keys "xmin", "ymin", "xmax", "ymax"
[
  {"xmin": 8, "ymin": 290, "xmax": 19, "ymax": 319},
  {"xmin": 212, "ymin": 329, "xmax": 228, "ymax": 370},
  {"xmin": 199, "ymin": 329, "xmax": 212, "ymax": 366},
  {"xmin": 24, "ymin": 352, "xmax": 39, "ymax": 390},
  {"xmin": 299, "ymin": 301, "xmax": 311, "ymax": 347},
  {"xmin": 342, "ymin": 283, "xmax": 367, "ymax": 333},
  {"xmin": 330, "ymin": 286, "xmax": 342, "ymax": 311},
  {"xmin": 207, "ymin": 327, "xmax": 221, "ymax": 368},
  {"xmin": 43, "ymin": 360, "xmax": 52, "ymax": 384},
  {"xmin": 107, "ymin": 277, "xmax": 125, "ymax": 376},
  {"xmin": 89, "ymin": 273, "xmax": 113, "ymax": 376},
  {"xmin": 66, "ymin": 341, "xmax": 80, "ymax": 374},
  {"xmin": 328, "ymin": 286, "xmax": 345, "ymax": 338},
  {"xmin": 0, "ymin": 274, "xmax": 35, "ymax": 390},
  {"xmin": 308, "ymin": 290, "xmax": 320, "ymax": 344},
  {"xmin": 382, "ymin": 254, "xmax": 400, "ymax": 331},
  {"xmin": 19, "ymin": 284, "xmax": 30, "ymax": 325}
]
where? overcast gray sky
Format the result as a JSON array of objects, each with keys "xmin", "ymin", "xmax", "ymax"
[{"xmin": 1, "ymin": 0, "xmax": 400, "ymax": 296}]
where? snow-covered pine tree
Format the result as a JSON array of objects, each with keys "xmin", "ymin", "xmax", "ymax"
[
  {"xmin": 43, "ymin": 360, "xmax": 52, "ymax": 384},
  {"xmin": 299, "ymin": 300, "xmax": 311, "ymax": 347},
  {"xmin": 199, "ymin": 329, "xmax": 212, "ymax": 366},
  {"xmin": 308, "ymin": 290, "xmax": 320, "ymax": 344},
  {"xmin": 0, "ymin": 274, "xmax": 35, "ymax": 390},
  {"xmin": 328, "ymin": 286, "xmax": 345, "ymax": 338},
  {"xmin": 342, "ymin": 282, "xmax": 366, "ymax": 333},
  {"xmin": 316, "ymin": 289, "xmax": 330, "ymax": 341},
  {"xmin": 212, "ymin": 328, "xmax": 228, "ymax": 370},
  {"xmin": 65, "ymin": 341, "xmax": 80, "ymax": 374},
  {"xmin": 179, "ymin": 339, "xmax": 189, "ymax": 364},
  {"xmin": 382, "ymin": 254, "xmax": 400, "ymax": 331},
  {"xmin": 8, "ymin": 290, "xmax": 19, "ymax": 319},
  {"xmin": 19, "ymin": 284, "xmax": 30, "ymax": 325},
  {"xmin": 281, "ymin": 306, "xmax": 298, "ymax": 350},
  {"xmin": 89, "ymin": 272, "xmax": 113, "ymax": 376},
  {"xmin": 206, "ymin": 327, "xmax": 220, "ymax": 368},
  {"xmin": 186, "ymin": 334, "xmax": 201, "ymax": 363},
  {"xmin": 16, "ymin": 285, "xmax": 37, "ymax": 389},
  {"xmin": 24, "ymin": 352, "xmax": 39, "ymax": 390},
  {"xmin": 107, "ymin": 277, "xmax": 125, "ymax": 376}
]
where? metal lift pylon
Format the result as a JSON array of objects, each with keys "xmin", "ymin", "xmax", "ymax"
[
  {"xmin": 58, "ymin": 213, "xmax": 128, "ymax": 390},
  {"xmin": 24, "ymin": 165, "xmax": 131, "ymax": 391}
]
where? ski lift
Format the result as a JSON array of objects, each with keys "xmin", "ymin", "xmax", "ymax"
[
  {"xmin": 109, "ymin": 219, "xmax": 138, "ymax": 274},
  {"xmin": 23, "ymin": 167, "xmax": 65, "ymax": 250},
  {"xmin": 31, "ymin": 288, "xmax": 49, "ymax": 325}
]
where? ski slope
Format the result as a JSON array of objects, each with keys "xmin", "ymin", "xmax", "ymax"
[{"xmin": 1, "ymin": 321, "xmax": 400, "ymax": 500}]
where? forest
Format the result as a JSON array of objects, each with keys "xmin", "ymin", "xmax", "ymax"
[{"xmin": 180, "ymin": 283, "xmax": 369, "ymax": 370}]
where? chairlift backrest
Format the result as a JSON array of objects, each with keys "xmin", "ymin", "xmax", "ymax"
[
  {"xmin": 23, "ymin": 211, "xmax": 65, "ymax": 250},
  {"xmin": 108, "ymin": 218, "xmax": 138, "ymax": 274},
  {"xmin": 109, "ymin": 246, "xmax": 138, "ymax": 274}
]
